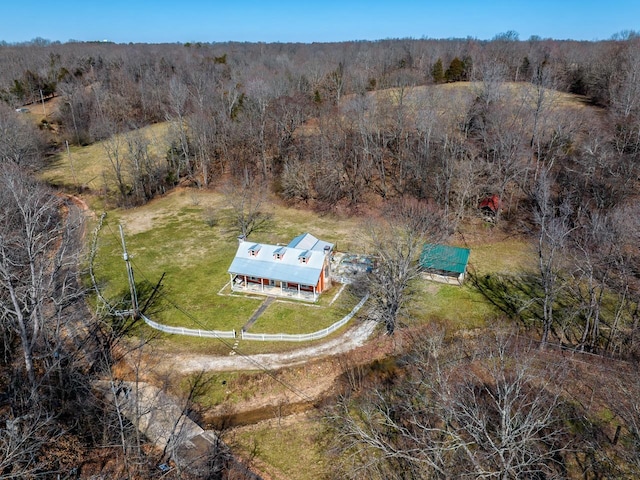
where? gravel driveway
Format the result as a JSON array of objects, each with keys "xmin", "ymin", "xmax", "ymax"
[{"xmin": 175, "ymin": 319, "xmax": 378, "ymax": 373}]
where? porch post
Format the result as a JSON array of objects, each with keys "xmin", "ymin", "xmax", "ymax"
[
  {"xmin": 298, "ymin": 284, "xmax": 301, "ymax": 298},
  {"xmin": 230, "ymin": 273, "xmax": 233, "ymax": 290},
  {"xmin": 280, "ymin": 281, "xmax": 283, "ymax": 294},
  {"xmin": 313, "ymin": 285, "xmax": 316, "ymax": 301},
  {"xmin": 244, "ymin": 275, "xmax": 247, "ymax": 288}
]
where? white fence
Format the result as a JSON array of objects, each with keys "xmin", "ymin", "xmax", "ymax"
[
  {"xmin": 241, "ymin": 294, "xmax": 369, "ymax": 342},
  {"xmin": 140, "ymin": 313, "xmax": 237, "ymax": 339},
  {"xmin": 138, "ymin": 295, "xmax": 369, "ymax": 342}
]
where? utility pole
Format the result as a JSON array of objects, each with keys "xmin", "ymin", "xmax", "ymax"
[
  {"xmin": 66, "ymin": 100, "xmax": 80, "ymax": 145},
  {"xmin": 119, "ymin": 224, "xmax": 139, "ymax": 319},
  {"xmin": 66, "ymin": 140, "xmax": 78, "ymax": 186},
  {"xmin": 39, "ymin": 89, "xmax": 46, "ymax": 116}
]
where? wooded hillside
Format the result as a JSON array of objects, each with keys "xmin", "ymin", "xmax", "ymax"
[{"xmin": 2, "ymin": 35, "xmax": 640, "ymax": 478}]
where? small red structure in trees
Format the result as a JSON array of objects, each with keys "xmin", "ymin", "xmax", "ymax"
[{"xmin": 478, "ymin": 194, "xmax": 501, "ymax": 221}]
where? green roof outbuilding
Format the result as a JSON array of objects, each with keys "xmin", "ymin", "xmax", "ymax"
[{"xmin": 420, "ymin": 244, "xmax": 470, "ymax": 275}]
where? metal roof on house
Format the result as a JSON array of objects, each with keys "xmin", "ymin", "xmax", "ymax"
[
  {"xmin": 419, "ymin": 244, "xmax": 470, "ymax": 274},
  {"xmin": 228, "ymin": 240, "xmax": 327, "ymax": 286},
  {"xmin": 287, "ymin": 233, "xmax": 334, "ymax": 252}
]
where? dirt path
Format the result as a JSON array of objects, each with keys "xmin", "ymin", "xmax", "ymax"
[
  {"xmin": 242, "ymin": 297, "xmax": 274, "ymax": 331},
  {"xmin": 156, "ymin": 318, "xmax": 378, "ymax": 374}
]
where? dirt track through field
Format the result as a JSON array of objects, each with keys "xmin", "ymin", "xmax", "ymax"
[{"xmin": 156, "ymin": 318, "xmax": 378, "ymax": 374}]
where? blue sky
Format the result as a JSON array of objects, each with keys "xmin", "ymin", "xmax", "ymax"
[{"xmin": 2, "ymin": 0, "xmax": 638, "ymax": 44}]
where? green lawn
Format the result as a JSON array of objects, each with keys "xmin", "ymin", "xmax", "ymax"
[
  {"xmin": 90, "ymin": 189, "xmax": 537, "ymax": 344},
  {"xmin": 251, "ymin": 288, "xmax": 359, "ymax": 334},
  {"xmin": 90, "ymin": 188, "xmax": 367, "ymax": 347},
  {"xmin": 92, "ymin": 201, "xmax": 261, "ymax": 333},
  {"xmin": 409, "ymin": 281, "xmax": 495, "ymax": 330},
  {"xmin": 407, "ymin": 237, "xmax": 536, "ymax": 331},
  {"xmin": 468, "ymin": 238, "xmax": 536, "ymax": 275}
]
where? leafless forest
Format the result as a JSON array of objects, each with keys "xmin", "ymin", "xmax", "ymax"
[{"xmin": 2, "ymin": 35, "xmax": 640, "ymax": 478}]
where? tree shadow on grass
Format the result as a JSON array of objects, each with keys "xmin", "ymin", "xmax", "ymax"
[
  {"xmin": 469, "ymin": 271, "xmax": 583, "ymax": 345},
  {"xmin": 469, "ymin": 271, "xmax": 545, "ymax": 330}
]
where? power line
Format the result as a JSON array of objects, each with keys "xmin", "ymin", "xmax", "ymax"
[
  {"xmin": 127, "ymin": 256, "xmax": 314, "ymax": 403},
  {"xmin": 94, "ymin": 221, "xmax": 330, "ymax": 411}
]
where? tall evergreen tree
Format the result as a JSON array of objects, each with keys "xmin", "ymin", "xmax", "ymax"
[
  {"xmin": 431, "ymin": 58, "xmax": 445, "ymax": 83},
  {"xmin": 445, "ymin": 57, "xmax": 465, "ymax": 82}
]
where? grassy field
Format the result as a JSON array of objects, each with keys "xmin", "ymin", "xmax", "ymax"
[
  {"xmin": 92, "ymin": 192, "xmax": 534, "ymax": 338},
  {"xmin": 38, "ymin": 104, "xmax": 541, "ymax": 358},
  {"xmin": 33, "ymin": 82, "xmax": 585, "ymax": 480},
  {"xmin": 227, "ymin": 412, "xmax": 327, "ymax": 480},
  {"xmin": 92, "ymin": 196, "xmax": 260, "ymax": 332},
  {"xmin": 409, "ymin": 282, "xmax": 495, "ymax": 331},
  {"xmin": 468, "ymin": 237, "xmax": 537, "ymax": 275},
  {"xmin": 365, "ymin": 81, "xmax": 589, "ymax": 111},
  {"xmin": 88, "ymin": 185, "xmax": 537, "ymax": 354},
  {"xmin": 41, "ymin": 122, "xmax": 169, "ymax": 190},
  {"xmin": 90, "ymin": 187, "xmax": 368, "ymax": 351}
]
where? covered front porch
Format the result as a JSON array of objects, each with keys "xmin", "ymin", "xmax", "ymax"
[{"xmin": 229, "ymin": 274, "xmax": 318, "ymax": 302}]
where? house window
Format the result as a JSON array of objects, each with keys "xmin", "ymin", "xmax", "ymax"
[{"xmin": 298, "ymin": 250, "xmax": 311, "ymax": 264}]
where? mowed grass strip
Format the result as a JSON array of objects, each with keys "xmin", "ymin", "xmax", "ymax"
[
  {"xmin": 409, "ymin": 282, "xmax": 494, "ymax": 330},
  {"xmin": 468, "ymin": 238, "xmax": 536, "ymax": 276}
]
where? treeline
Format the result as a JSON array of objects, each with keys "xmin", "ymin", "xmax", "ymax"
[
  {"xmin": 1, "ymin": 35, "xmax": 638, "ymax": 203},
  {"xmin": 0, "ymin": 53, "xmax": 251, "ymax": 476},
  {"xmin": 0, "ymin": 160, "xmax": 249, "ymax": 477}
]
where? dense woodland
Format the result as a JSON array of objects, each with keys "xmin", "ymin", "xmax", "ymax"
[{"xmin": 2, "ymin": 34, "xmax": 640, "ymax": 478}]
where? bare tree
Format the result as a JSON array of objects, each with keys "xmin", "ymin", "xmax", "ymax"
[
  {"xmin": 479, "ymin": 101, "xmax": 529, "ymax": 221},
  {"xmin": 223, "ymin": 173, "xmax": 273, "ymax": 239},
  {"xmin": 0, "ymin": 409, "xmax": 61, "ymax": 478},
  {"xmin": 0, "ymin": 164, "xmax": 92, "ymax": 478},
  {"xmin": 364, "ymin": 199, "xmax": 445, "ymax": 334},
  {"xmin": 606, "ymin": 372, "xmax": 640, "ymax": 477},
  {"xmin": 532, "ymin": 171, "xmax": 575, "ymax": 346},
  {"xmin": 326, "ymin": 330, "xmax": 568, "ymax": 479},
  {"xmin": 102, "ymin": 127, "xmax": 130, "ymax": 205},
  {"xmin": 165, "ymin": 75, "xmax": 193, "ymax": 181},
  {"xmin": 443, "ymin": 337, "xmax": 566, "ymax": 479},
  {"xmin": 0, "ymin": 166, "xmax": 81, "ymax": 393},
  {"xmin": 246, "ymin": 78, "xmax": 277, "ymax": 179},
  {"xmin": 0, "ymin": 103, "xmax": 45, "ymax": 169},
  {"xmin": 567, "ymin": 211, "xmax": 621, "ymax": 352},
  {"xmin": 124, "ymin": 129, "xmax": 167, "ymax": 205}
]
